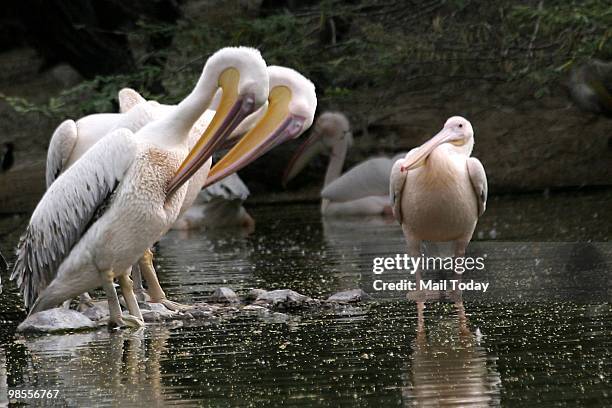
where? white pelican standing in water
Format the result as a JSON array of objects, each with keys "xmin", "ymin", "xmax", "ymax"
[
  {"xmin": 390, "ymin": 116, "xmax": 487, "ymax": 261},
  {"xmin": 138, "ymin": 65, "xmax": 316, "ymax": 305},
  {"xmin": 46, "ymin": 88, "xmax": 256, "ymax": 310},
  {"xmin": 11, "ymin": 47, "xmax": 274, "ymax": 327},
  {"xmin": 283, "ymin": 111, "xmax": 403, "ymax": 216},
  {"xmin": 45, "ymin": 65, "xmax": 316, "ymax": 310}
]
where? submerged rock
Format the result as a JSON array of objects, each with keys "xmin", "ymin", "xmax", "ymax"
[
  {"xmin": 189, "ymin": 309, "xmax": 214, "ymax": 319},
  {"xmin": 15, "ymin": 286, "xmax": 337, "ymax": 334},
  {"xmin": 80, "ymin": 301, "xmax": 109, "ymax": 321},
  {"xmin": 254, "ymin": 289, "xmax": 316, "ymax": 310},
  {"xmin": 326, "ymin": 289, "xmax": 371, "ymax": 303},
  {"xmin": 142, "ymin": 310, "xmax": 163, "ymax": 323},
  {"xmin": 209, "ymin": 287, "xmax": 240, "ymax": 304},
  {"xmin": 17, "ymin": 308, "xmax": 97, "ymax": 333},
  {"xmin": 245, "ymin": 288, "xmax": 267, "ymax": 302}
]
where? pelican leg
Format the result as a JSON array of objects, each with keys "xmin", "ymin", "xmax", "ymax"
[
  {"xmin": 139, "ymin": 248, "xmax": 192, "ymax": 311},
  {"xmin": 102, "ymin": 270, "xmax": 142, "ymax": 329},
  {"xmin": 131, "ymin": 263, "xmax": 150, "ymax": 303},
  {"xmin": 415, "ymin": 301, "xmax": 426, "ymax": 347},
  {"xmin": 118, "ymin": 273, "xmax": 144, "ymax": 326},
  {"xmin": 453, "ymin": 237, "xmax": 471, "ymax": 276},
  {"xmin": 78, "ymin": 292, "xmax": 95, "ymax": 309},
  {"xmin": 455, "ymin": 300, "xmax": 472, "ymax": 338}
]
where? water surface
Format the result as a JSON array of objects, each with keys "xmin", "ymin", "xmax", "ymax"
[{"xmin": 0, "ymin": 191, "xmax": 611, "ymax": 407}]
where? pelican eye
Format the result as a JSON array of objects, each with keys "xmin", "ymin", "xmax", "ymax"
[{"xmin": 458, "ymin": 124, "xmax": 463, "ymax": 128}]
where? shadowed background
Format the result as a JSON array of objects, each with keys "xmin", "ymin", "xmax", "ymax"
[{"xmin": 0, "ymin": 0, "xmax": 610, "ymax": 211}]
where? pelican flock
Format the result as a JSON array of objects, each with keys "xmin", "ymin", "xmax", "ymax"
[
  {"xmin": 390, "ymin": 116, "xmax": 487, "ymax": 261},
  {"xmin": 10, "ymin": 47, "xmax": 317, "ymax": 327},
  {"xmin": 6, "ymin": 44, "xmax": 486, "ymax": 335},
  {"xmin": 42, "ymin": 63, "xmax": 314, "ymax": 311},
  {"xmin": 283, "ymin": 111, "xmax": 404, "ymax": 216}
]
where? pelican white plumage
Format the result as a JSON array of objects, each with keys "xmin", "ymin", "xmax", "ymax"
[
  {"xmin": 45, "ymin": 64, "xmax": 316, "ymax": 310},
  {"xmin": 283, "ymin": 112, "xmax": 402, "ymax": 216},
  {"xmin": 172, "ymin": 65, "xmax": 318, "ymax": 231},
  {"xmin": 47, "ymin": 92, "xmax": 255, "ymax": 310},
  {"xmin": 390, "ymin": 116, "xmax": 487, "ymax": 262},
  {"xmin": 11, "ymin": 47, "xmax": 272, "ymax": 327}
]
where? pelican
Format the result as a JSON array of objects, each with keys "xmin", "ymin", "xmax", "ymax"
[
  {"xmin": 283, "ymin": 112, "xmax": 402, "ymax": 216},
  {"xmin": 46, "ymin": 65, "xmax": 315, "ymax": 310},
  {"xmin": 390, "ymin": 116, "xmax": 487, "ymax": 262},
  {"xmin": 47, "ymin": 92, "xmax": 258, "ymax": 310},
  {"xmin": 11, "ymin": 47, "xmax": 273, "ymax": 327},
  {"xmin": 46, "ymin": 90, "xmax": 213, "ymax": 310}
]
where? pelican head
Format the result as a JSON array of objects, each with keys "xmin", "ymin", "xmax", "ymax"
[
  {"xmin": 400, "ymin": 116, "xmax": 474, "ymax": 172},
  {"xmin": 167, "ymin": 47, "xmax": 269, "ymax": 195},
  {"xmin": 282, "ymin": 111, "xmax": 352, "ymax": 185},
  {"xmin": 202, "ymin": 65, "xmax": 317, "ymax": 187}
]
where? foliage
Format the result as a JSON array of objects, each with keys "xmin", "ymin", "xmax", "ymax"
[{"xmin": 2, "ymin": 0, "xmax": 610, "ymax": 123}]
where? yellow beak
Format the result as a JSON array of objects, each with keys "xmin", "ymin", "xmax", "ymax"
[
  {"xmin": 166, "ymin": 68, "xmax": 257, "ymax": 196},
  {"xmin": 203, "ymin": 85, "xmax": 306, "ymax": 188}
]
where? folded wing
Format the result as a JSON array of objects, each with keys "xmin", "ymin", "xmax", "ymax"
[{"xmin": 12, "ymin": 129, "xmax": 138, "ymax": 307}]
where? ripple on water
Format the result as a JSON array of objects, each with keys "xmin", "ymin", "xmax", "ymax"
[{"xmin": 0, "ymin": 200, "xmax": 611, "ymax": 406}]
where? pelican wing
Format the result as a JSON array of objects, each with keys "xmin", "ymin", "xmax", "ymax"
[
  {"xmin": 46, "ymin": 119, "xmax": 78, "ymax": 188},
  {"xmin": 389, "ymin": 157, "xmax": 407, "ymax": 224},
  {"xmin": 321, "ymin": 157, "xmax": 397, "ymax": 202},
  {"xmin": 118, "ymin": 88, "xmax": 146, "ymax": 113},
  {"xmin": 12, "ymin": 128, "xmax": 138, "ymax": 308},
  {"xmin": 467, "ymin": 157, "xmax": 488, "ymax": 216}
]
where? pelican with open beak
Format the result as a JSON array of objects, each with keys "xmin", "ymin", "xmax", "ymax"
[
  {"xmin": 12, "ymin": 47, "xmax": 270, "ymax": 328},
  {"xmin": 390, "ymin": 116, "xmax": 488, "ymax": 263}
]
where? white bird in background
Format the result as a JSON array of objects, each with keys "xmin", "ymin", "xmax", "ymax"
[
  {"xmin": 11, "ymin": 47, "xmax": 273, "ymax": 327},
  {"xmin": 283, "ymin": 111, "xmax": 403, "ymax": 216},
  {"xmin": 390, "ymin": 116, "xmax": 487, "ymax": 263}
]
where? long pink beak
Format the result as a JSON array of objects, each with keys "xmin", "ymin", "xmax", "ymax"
[{"xmin": 400, "ymin": 128, "xmax": 459, "ymax": 172}]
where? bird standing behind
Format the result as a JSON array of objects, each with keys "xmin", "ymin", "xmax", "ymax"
[{"xmin": 283, "ymin": 111, "xmax": 401, "ymax": 216}]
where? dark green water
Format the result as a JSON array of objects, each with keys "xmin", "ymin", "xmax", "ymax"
[{"xmin": 0, "ymin": 191, "xmax": 611, "ymax": 407}]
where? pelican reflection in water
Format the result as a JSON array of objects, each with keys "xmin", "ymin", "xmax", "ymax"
[
  {"xmin": 19, "ymin": 327, "xmax": 172, "ymax": 405},
  {"xmin": 403, "ymin": 285, "xmax": 501, "ymax": 407}
]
